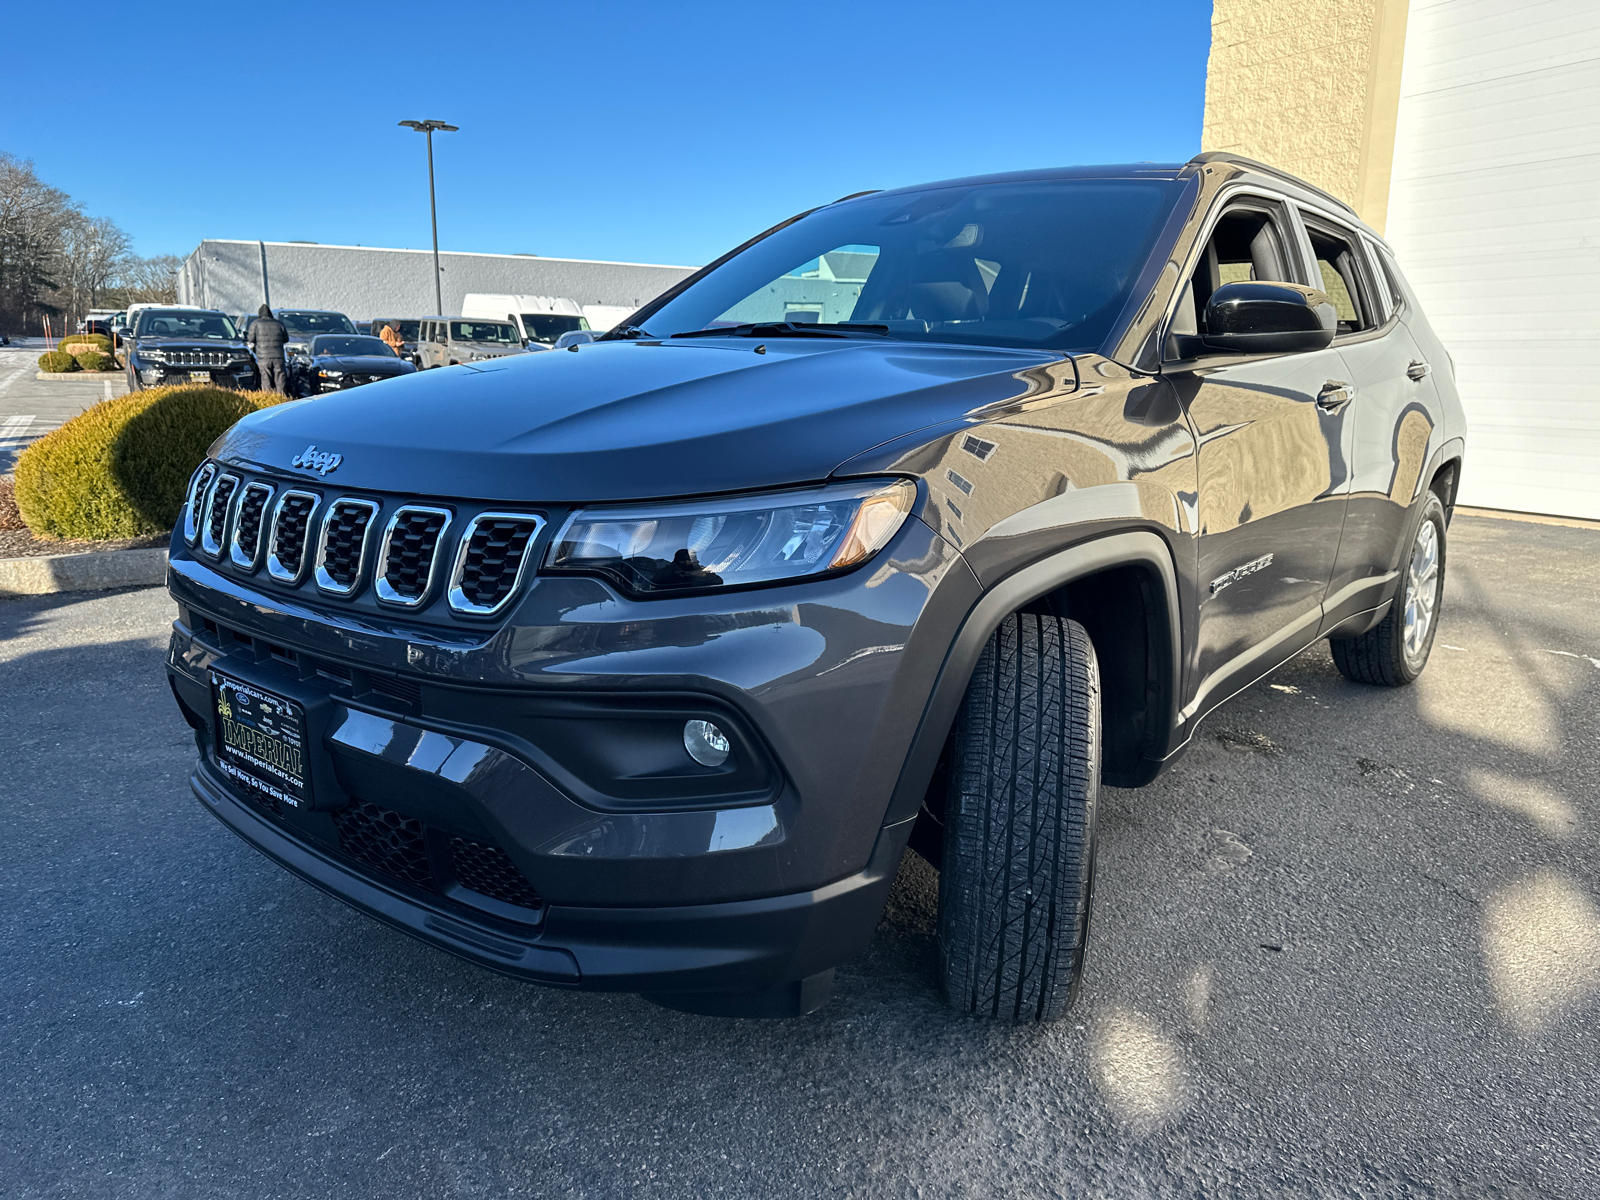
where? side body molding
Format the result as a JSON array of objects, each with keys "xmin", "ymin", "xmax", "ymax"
[{"xmin": 882, "ymin": 530, "xmax": 1183, "ymax": 828}]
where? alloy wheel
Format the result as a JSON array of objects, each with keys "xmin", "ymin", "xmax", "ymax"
[{"xmin": 1403, "ymin": 517, "xmax": 1441, "ymax": 665}]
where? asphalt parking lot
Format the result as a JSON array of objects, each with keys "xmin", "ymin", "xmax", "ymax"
[{"xmin": 2, "ymin": 513, "xmax": 1597, "ymax": 1199}]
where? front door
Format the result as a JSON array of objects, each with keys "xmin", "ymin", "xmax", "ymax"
[{"xmin": 1163, "ymin": 198, "xmax": 1356, "ymax": 712}]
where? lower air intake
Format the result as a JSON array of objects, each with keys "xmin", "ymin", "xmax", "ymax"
[
  {"xmin": 333, "ymin": 800, "xmax": 434, "ymax": 888},
  {"xmin": 449, "ymin": 837, "xmax": 544, "ymax": 910}
]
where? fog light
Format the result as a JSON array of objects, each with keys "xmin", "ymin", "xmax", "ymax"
[{"xmin": 683, "ymin": 719, "xmax": 730, "ymax": 767}]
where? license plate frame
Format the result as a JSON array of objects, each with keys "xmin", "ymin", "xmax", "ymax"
[
  {"xmin": 188, "ymin": 370, "xmax": 212, "ymax": 384},
  {"xmin": 211, "ymin": 672, "xmax": 309, "ymax": 808}
]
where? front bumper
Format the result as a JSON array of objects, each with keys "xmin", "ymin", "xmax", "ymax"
[
  {"xmin": 190, "ymin": 758, "xmax": 906, "ymax": 993},
  {"xmin": 165, "ymin": 505, "xmax": 979, "ymax": 993},
  {"xmin": 136, "ymin": 360, "xmax": 258, "ymax": 389}
]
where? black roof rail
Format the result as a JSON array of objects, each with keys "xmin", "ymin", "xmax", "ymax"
[
  {"xmin": 831, "ymin": 189, "xmax": 881, "ymax": 204},
  {"xmin": 1186, "ymin": 152, "xmax": 1360, "ymax": 219}
]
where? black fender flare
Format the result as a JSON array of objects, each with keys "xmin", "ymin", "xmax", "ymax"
[{"xmin": 881, "ymin": 529, "xmax": 1183, "ymax": 828}]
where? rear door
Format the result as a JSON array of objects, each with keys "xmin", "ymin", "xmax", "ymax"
[
  {"xmin": 1298, "ymin": 211, "xmax": 1441, "ymax": 629},
  {"xmin": 1163, "ymin": 193, "xmax": 1356, "ymax": 710}
]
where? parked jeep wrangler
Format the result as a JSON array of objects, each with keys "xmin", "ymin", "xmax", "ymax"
[{"xmin": 165, "ymin": 154, "xmax": 1464, "ymax": 1020}]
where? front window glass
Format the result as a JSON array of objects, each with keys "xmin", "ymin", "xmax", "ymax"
[
  {"xmin": 312, "ymin": 336, "xmax": 395, "ymax": 357},
  {"xmin": 135, "ymin": 310, "xmax": 237, "ymax": 339},
  {"xmin": 634, "ymin": 179, "xmax": 1184, "ymax": 351},
  {"xmin": 451, "ymin": 320, "xmax": 520, "ymax": 343},
  {"xmin": 521, "ymin": 314, "xmax": 586, "ymax": 345},
  {"xmin": 278, "ymin": 311, "xmax": 356, "ymax": 337}
]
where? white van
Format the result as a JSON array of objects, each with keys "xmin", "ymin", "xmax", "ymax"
[
  {"xmin": 580, "ymin": 304, "xmax": 637, "ymax": 333},
  {"xmin": 460, "ymin": 294, "xmax": 588, "ymax": 349}
]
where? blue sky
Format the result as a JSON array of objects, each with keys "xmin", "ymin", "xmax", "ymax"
[{"xmin": 1, "ymin": 1, "xmax": 1211, "ymax": 267}]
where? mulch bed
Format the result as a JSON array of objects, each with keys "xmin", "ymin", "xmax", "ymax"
[{"xmin": 0, "ymin": 526, "xmax": 165, "ymax": 559}]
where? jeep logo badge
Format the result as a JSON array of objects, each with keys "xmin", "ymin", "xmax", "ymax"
[{"xmin": 291, "ymin": 444, "xmax": 343, "ymax": 475}]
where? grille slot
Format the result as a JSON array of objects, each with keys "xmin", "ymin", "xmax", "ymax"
[
  {"xmin": 332, "ymin": 800, "xmax": 434, "ymax": 888},
  {"xmin": 183, "ymin": 463, "xmax": 216, "ymax": 545},
  {"xmin": 449, "ymin": 837, "xmax": 543, "ymax": 910},
  {"xmin": 314, "ymin": 499, "xmax": 379, "ymax": 595},
  {"xmin": 364, "ymin": 673, "xmax": 422, "ymax": 708},
  {"xmin": 448, "ymin": 512, "xmax": 545, "ymax": 616},
  {"xmin": 376, "ymin": 506, "xmax": 452, "ymax": 607},
  {"xmin": 229, "ymin": 482, "xmax": 274, "ymax": 569},
  {"xmin": 199, "ymin": 474, "xmax": 239, "ymax": 558},
  {"xmin": 267, "ymin": 490, "xmax": 320, "ymax": 583}
]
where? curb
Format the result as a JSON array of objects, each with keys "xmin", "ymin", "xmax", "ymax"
[
  {"xmin": 0, "ymin": 547, "xmax": 167, "ymax": 596},
  {"xmin": 34, "ymin": 370, "xmax": 124, "ymax": 381}
]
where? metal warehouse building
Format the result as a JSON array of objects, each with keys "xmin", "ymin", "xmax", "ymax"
[
  {"xmin": 1204, "ymin": 0, "xmax": 1600, "ymax": 519},
  {"xmin": 178, "ymin": 239, "xmax": 696, "ymax": 326}
]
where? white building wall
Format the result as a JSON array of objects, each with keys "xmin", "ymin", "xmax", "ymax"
[
  {"xmin": 1386, "ymin": 0, "xmax": 1600, "ymax": 518},
  {"xmin": 179, "ymin": 240, "xmax": 696, "ymax": 324}
]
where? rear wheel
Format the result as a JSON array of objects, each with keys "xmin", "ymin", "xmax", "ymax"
[
  {"xmin": 1330, "ymin": 490, "xmax": 1447, "ymax": 686},
  {"xmin": 938, "ymin": 611, "xmax": 1100, "ymax": 1022}
]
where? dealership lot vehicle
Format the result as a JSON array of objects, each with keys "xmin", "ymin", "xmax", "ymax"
[
  {"xmin": 165, "ymin": 153, "xmax": 1465, "ymax": 1020},
  {"xmin": 413, "ymin": 316, "xmax": 527, "ymax": 367},
  {"xmin": 275, "ymin": 308, "xmax": 357, "ymax": 357},
  {"xmin": 288, "ymin": 334, "xmax": 418, "ymax": 397},
  {"xmin": 125, "ymin": 307, "xmax": 259, "ymax": 391},
  {"xmin": 462, "ymin": 293, "xmax": 588, "ymax": 348}
]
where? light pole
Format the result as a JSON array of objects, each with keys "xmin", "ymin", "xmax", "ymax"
[{"xmin": 398, "ymin": 119, "xmax": 458, "ymax": 314}]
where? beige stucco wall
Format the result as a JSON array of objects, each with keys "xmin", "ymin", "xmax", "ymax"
[{"xmin": 1202, "ymin": 0, "xmax": 1409, "ymax": 232}]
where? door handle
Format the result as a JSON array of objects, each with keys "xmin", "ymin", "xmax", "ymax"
[
  {"xmin": 1317, "ymin": 381, "xmax": 1355, "ymax": 411},
  {"xmin": 1407, "ymin": 360, "xmax": 1431, "ymax": 381}
]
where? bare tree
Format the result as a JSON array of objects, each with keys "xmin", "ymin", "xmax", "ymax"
[
  {"xmin": 57, "ymin": 215, "xmax": 131, "ymax": 325},
  {"xmin": 0, "ymin": 153, "xmax": 75, "ymax": 334}
]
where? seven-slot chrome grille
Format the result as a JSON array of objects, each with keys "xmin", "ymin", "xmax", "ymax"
[
  {"xmin": 199, "ymin": 474, "xmax": 239, "ymax": 558},
  {"xmin": 267, "ymin": 491, "xmax": 320, "ymax": 583},
  {"xmin": 186, "ymin": 466, "xmax": 545, "ymax": 619},
  {"xmin": 315, "ymin": 499, "xmax": 379, "ymax": 595},
  {"xmin": 229, "ymin": 482, "xmax": 274, "ymax": 569},
  {"xmin": 376, "ymin": 506, "xmax": 452, "ymax": 607},
  {"xmin": 447, "ymin": 514, "xmax": 545, "ymax": 616}
]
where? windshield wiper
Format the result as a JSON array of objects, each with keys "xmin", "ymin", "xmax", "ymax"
[
  {"xmin": 669, "ymin": 321, "xmax": 889, "ymax": 340},
  {"xmin": 599, "ymin": 324, "xmax": 657, "ymax": 341}
]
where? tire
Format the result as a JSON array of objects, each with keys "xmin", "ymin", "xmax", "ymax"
[
  {"xmin": 1330, "ymin": 489, "xmax": 1447, "ymax": 687},
  {"xmin": 938, "ymin": 611, "xmax": 1100, "ymax": 1022}
]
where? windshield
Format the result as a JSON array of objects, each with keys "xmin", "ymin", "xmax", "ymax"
[
  {"xmin": 521, "ymin": 314, "xmax": 586, "ymax": 345},
  {"xmin": 375, "ymin": 319, "xmax": 420, "ymax": 341},
  {"xmin": 312, "ymin": 336, "xmax": 395, "ymax": 357},
  {"xmin": 634, "ymin": 179, "xmax": 1183, "ymax": 352},
  {"xmin": 279, "ymin": 311, "xmax": 356, "ymax": 337},
  {"xmin": 135, "ymin": 310, "xmax": 238, "ymax": 339},
  {"xmin": 451, "ymin": 320, "xmax": 520, "ymax": 343}
]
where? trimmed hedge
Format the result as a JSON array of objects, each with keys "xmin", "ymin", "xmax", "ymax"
[
  {"xmin": 14, "ymin": 384, "xmax": 292, "ymax": 540},
  {"xmin": 61, "ymin": 333, "xmax": 112, "ymax": 353},
  {"xmin": 74, "ymin": 349, "xmax": 111, "ymax": 372},
  {"xmin": 38, "ymin": 350, "xmax": 78, "ymax": 372}
]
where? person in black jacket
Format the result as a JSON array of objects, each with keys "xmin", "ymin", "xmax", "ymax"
[{"xmin": 247, "ymin": 304, "xmax": 290, "ymax": 394}]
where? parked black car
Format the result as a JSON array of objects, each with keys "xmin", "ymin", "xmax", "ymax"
[
  {"xmin": 289, "ymin": 334, "xmax": 418, "ymax": 397},
  {"xmin": 275, "ymin": 309, "xmax": 357, "ymax": 357},
  {"xmin": 166, "ymin": 154, "xmax": 1465, "ymax": 1021},
  {"xmin": 126, "ymin": 307, "xmax": 259, "ymax": 391}
]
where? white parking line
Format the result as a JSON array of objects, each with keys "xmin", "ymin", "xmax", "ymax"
[{"xmin": 0, "ymin": 414, "xmax": 36, "ymax": 440}]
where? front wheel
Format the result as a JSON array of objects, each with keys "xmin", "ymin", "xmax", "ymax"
[
  {"xmin": 938, "ymin": 611, "xmax": 1100, "ymax": 1022},
  {"xmin": 1330, "ymin": 490, "xmax": 1448, "ymax": 686}
]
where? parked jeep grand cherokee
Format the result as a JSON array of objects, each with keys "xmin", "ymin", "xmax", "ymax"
[
  {"xmin": 127, "ymin": 307, "xmax": 259, "ymax": 391},
  {"xmin": 165, "ymin": 154, "xmax": 1464, "ymax": 1020}
]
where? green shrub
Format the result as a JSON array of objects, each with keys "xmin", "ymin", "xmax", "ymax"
[
  {"xmin": 14, "ymin": 384, "xmax": 292, "ymax": 540},
  {"xmin": 74, "ymin": 349, "xmax": 111, "ymax": 372},
  {"xmin": 38, "ymin": 350, "xmax": 78, "ymax": 373},
  {"xmin": 60, "ymin": 333, "xmax": 112, "ymax": 353}
]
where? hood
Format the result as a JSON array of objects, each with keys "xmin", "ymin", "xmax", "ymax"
[
  {"xmin": 214, "ymin": 337, "xmax": 1060, "ymax": 503},
  {"xmin": 311, "ymin": 354, "xmax": 415, "ymax": 373}
]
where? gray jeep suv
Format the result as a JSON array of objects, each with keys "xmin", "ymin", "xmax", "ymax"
[{"xmin": 164, "ymin": 153, "xmax": 1465, "ymax": 1020}]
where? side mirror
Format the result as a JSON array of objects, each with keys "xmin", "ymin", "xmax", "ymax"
[{"xmin": 1193, "ymin": 281, "xmax": 1336, "ymax": 357}]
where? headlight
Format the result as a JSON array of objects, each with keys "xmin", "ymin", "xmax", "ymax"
[
  {"xmin": 318, "ymin": 369, "xmax": 344, "ymax": 379},
  {"xmin": 139, "ymin": 349, "xmax": 166, "ymax": 363},
  {"xmin": 545, "ymin": 478, "xmax": 916, "ymax": 597}
]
